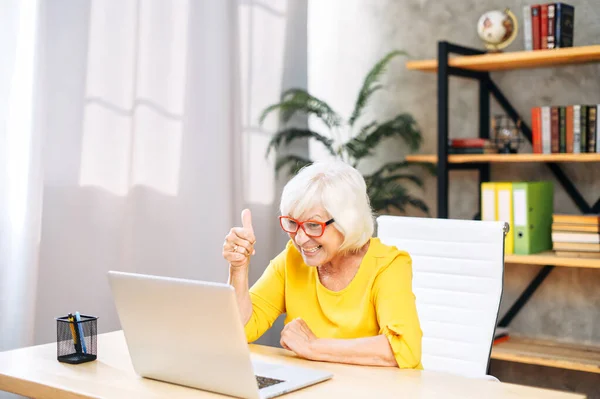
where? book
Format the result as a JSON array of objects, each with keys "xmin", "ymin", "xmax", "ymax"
[
  {"xmin": 565, "ymin": 105, "xmax": 573, "ymax": 153},
  {"xmin": 581, "ymin": 105, "xmax": 588, "ymax": 153},
  {"xmin": 553, "ymin": 242, "xmax": 600, "ymax": 252},
  {"xmin": 540, "ymin": 4, "xmax": 549, "ymax": 49},
  {"xmin": 559, "ymin": 106, "xmax": 566, "ymax": 153},
  {"xmin": 532, "ymin": 107, "xmax": 542, "ymax": 154},
  {"xmin": 555, "ymin": 3, "xmax": 575, "ymax": 48},
  {"xmin": 552, "ymin": 223, "xmax": 600, "ymax": 233},
  {"xmin": 448, "ymin": 147, "xmax": 498, "ymax": 154},
  {"xmin": 597, "ymin": 105, "xmax": 600, "ymax": 153},
  {"xmin": 541, "ymin": 106, "xmax": 551, "ymax": 154},
  {"xmin": 493, "ymin": 326, "xmax": 510, "ymax": 345},
  {"xmin": 493, "ymin": 335, "xmax": 510, "ymax": 345},
  {"xmin": 523, "ymin": 5, "xmax": 533, "ymax": 51},
  {"xmin": 547, "ymin": 3, "xmax": 556, "ymax": 49},
  {"xmin": 531, "ymin": 5, "xmax": 541, "ymax": 50},
  {"xmin": 573, "ymin": 105, "xmax": 581, "ymax": 154},
  {"xmin": 552, "ymin": 214, "xmax": 600, "ymax": 225},
  {"xmin": 448, "ymin": 138, "xmax": 489, "ymax": 148},
  {"xmin": 587, "ymin": 105, "xmax": 597, "ymax": 153},
  {"xmin": 551, "ymin": 106, "xmax": 559, "ymax": 153},
  {"xmin": 552, "ymin": 232, "xmax": 600, "ymax": 243}
]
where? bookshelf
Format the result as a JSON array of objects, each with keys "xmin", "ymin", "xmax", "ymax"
[
  {"xmin": 406, "ymin": 44, "xmax": 600, "ymax": 72},
  {"xmin": 405, "ymin": 42, "xmax": 600, "ymax": 380},
  {"xmin": 404, "ymin": 41, "xmax": 600, "ymax": 218},
  {"xmin": 491, "ymin": 336, "xmax": 600, "ymax": 374},
  {"xmin": 406, "ymin": 153, "xmax": 600, "ymax": 164}
]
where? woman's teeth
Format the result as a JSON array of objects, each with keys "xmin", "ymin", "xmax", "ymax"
[{"xmin": 303, "ymin": 246, "xmax": 322, "ymax": 253}]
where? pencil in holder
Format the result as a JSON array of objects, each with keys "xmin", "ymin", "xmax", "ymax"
[{"xmin": 56, "ymin": 313, "xmax": 98, "ymax": 364}]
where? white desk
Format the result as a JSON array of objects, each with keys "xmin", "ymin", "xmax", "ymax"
[{"xmin": 0, "ymin": 331, "xmax": 586, "ymax": 398}]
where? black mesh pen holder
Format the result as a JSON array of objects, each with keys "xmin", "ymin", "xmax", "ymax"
[{"xmin": 56, "ymin": 314, "xmax": 98, "ymax": 364}]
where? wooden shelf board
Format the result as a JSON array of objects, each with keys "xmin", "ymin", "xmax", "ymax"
[
  {"xmin": 405, "ymin": 45, "xmax": 600, "ymax": 72},
  {"xmin": 491, "ymin": 336, "xmax": 600, "ymax": 374},
  {"xmin": 505, "ymin": 251, "xmax": 600, "ymax": 269},
  {"xmin": 405, "ymin": 153, "xmax": 600, "ymax": 164}
]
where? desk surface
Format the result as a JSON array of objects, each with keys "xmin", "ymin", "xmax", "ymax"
[{"xmin": 0, "ymin": 331, "xmax": 586, "ymax": 399}]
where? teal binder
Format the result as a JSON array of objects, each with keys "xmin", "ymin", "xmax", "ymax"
[{"xmin": 511, "ymin": 181, "xmax": 554, "ymax": 255}]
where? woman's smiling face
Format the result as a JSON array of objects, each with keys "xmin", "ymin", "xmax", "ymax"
[{"xmin": 286, "ymin": 206, "xmax": 344, "ymax": 267}]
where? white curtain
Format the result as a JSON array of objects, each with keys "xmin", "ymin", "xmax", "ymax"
[
  {"xmin": 0, "ymin": 0, "xmax": 307, "ymax": 359},
  {"xmin": 29, "ymin": 0, "xmax": 244, "ymax": 345},
  {"xmin": 0, "ymin": 0, "xmax": 43, "ymax": 353}
]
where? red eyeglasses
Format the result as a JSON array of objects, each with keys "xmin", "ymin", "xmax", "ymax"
[{"xmin": 279, "ymin": 216, "xmax": 335, "ymax": 238}]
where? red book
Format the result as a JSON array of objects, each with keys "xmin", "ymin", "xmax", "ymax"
[
  {"xmin": 541, "ymin": 4, "xmax": 549, "ymax": 49},
  {"xmin": 531, "ymin": 5, "xmax": 541, "ymax": 50},
  {"xmin": 531, "ymin": 107, "xmax": 542, "ymax": 153},
  {"xmin": 448, "ymin": 138, "xmax": 487, "ymax": 148}
]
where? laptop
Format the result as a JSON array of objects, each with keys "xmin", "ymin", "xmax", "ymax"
[{"xmin": 107, "ymin": 271, "xmax": 332, "ymax": 399}]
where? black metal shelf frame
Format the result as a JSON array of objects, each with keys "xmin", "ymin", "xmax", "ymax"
[{"xmin": 435, "ymin": 41, "xmax": 599, "ymax": 330}]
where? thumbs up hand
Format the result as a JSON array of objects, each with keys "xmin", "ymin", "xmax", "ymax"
[{"xmin": 223, "ymin": 209, "xmax": 256, "ymax": 269}]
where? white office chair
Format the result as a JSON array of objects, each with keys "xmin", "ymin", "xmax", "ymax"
[{"xmin": 376, "ymin": 215, "xmax": 506, "ymax": 379}]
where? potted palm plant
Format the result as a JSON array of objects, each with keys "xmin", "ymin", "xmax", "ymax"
[{"xmin": 259, "ymin": 50, "xmax": 432, "ymax": 215}]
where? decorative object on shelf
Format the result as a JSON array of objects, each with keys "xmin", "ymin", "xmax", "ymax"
[
  {"xmin": 259, "ymin": 50, "xmax": 433, "ymax": 216},
  {"xmin": 492, "ymin": 114, "xmax": 524, "ymax": 153},
  {"xmin": 476, "ymin": 8, "xmax": 518, "ymax": 52}
]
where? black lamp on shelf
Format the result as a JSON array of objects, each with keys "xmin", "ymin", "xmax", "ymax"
[{"xmin": 492, "ymin": 114, "xmax": 524, "ymax": 153}]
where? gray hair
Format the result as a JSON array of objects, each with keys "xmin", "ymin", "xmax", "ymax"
[{"xmin": 279, "ymin": 160, "xmax": 374, "ymax": 252}]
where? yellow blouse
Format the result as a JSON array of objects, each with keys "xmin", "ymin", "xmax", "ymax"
[{"xmin": 244, "ymin": 237, "xmax": 423, "ymax": 369}]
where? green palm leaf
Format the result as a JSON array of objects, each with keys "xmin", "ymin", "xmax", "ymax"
[
  {"xmin": 367, "ymin": 182, "xmax": 408, "ymax": 213},
  {"xmin": 274, "ymin": 155, "xmax": 313, "ymax": 177},
  {"xmin": 348, "ymin": 50, "xmax": 407, "ymax": 127},
  {"xmin": 368, "ymin": 161, "xmax": 412, "ymax": 177},
  {"xmin": 367, "ymin": 183, "xmax": 429, "ymax": 215},
  {"xmin": 342, "ymin": 121, "xmax": 378, "ymax": 160},
  {"xmin": 405, "ymin": 197, "xmax": 430, "ymax": 213},
  {"xmin": 265, "ymin": 129, "xmax": 335, "ymax": 157},
  {"xmin": 259, "ymin": 88, "xmax": 342, "ymax": 129},
  {"xmin": 366, "ymin": 173, "xmax": 424, "ymax": 188},
  {"xmin": 346, "ymin": 113, "xmax": 422, "ymax": 160}
]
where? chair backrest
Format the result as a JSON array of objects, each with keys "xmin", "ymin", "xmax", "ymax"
[{"xmin": 376, "ymin": 215, "xmax": 505, "ymax": 378}]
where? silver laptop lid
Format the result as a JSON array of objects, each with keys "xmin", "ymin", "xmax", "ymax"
[{"xmin": 108, "ymin": 271, "xmax": 261, "ymax": 399}]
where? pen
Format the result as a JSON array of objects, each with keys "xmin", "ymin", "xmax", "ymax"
[
  {"xmin": 68, "ymin": 313, "xmax": 82, "ymax": 354},
  {"xmin": 67, "ymin": 313, "xmax": 78, "ymax": 351},
  {"xmin": 75, "ymin": 312, "xmax": 87, "ymax": 354}
]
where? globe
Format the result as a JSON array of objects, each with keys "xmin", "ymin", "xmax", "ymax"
[{"xmin": 476, "ymin": 8, "xmax": 518, "ymax": 52}]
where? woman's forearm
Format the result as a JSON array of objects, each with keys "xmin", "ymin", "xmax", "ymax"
[
  {"xmin": 228, "ymin": 266, "xmax": 252, "ymax": 325},
  {"xmin": 308, "ymin": 335, "xmax": 397, "ymax": 367}
]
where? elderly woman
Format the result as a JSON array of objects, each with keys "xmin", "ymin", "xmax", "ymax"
[{"xmin": 222, "ymin": 161, "xmax": 422, "ymax": 368}]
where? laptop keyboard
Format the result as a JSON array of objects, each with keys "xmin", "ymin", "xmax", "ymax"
[{"xmin": 256, "ymin": 375, "xmax": 285, "ymax": 389}]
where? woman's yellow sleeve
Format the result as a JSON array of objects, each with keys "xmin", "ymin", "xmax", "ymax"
[
  {"xmin": 244, "ymin": 249, "xmax": 287, "ymax": 343},
  {"xmin": 372, "ymin": 253, "xmax": 423, "ymax": 369}
]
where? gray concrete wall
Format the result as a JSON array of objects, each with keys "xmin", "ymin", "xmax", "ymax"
[{"xmin": 309, "ymin": 0, "xmax": 600, "ymax": 397}]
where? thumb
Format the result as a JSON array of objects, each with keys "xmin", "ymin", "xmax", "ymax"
[{"xmin": 241, "ymin": 208, "xmax": 254, "ymax": 233}]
